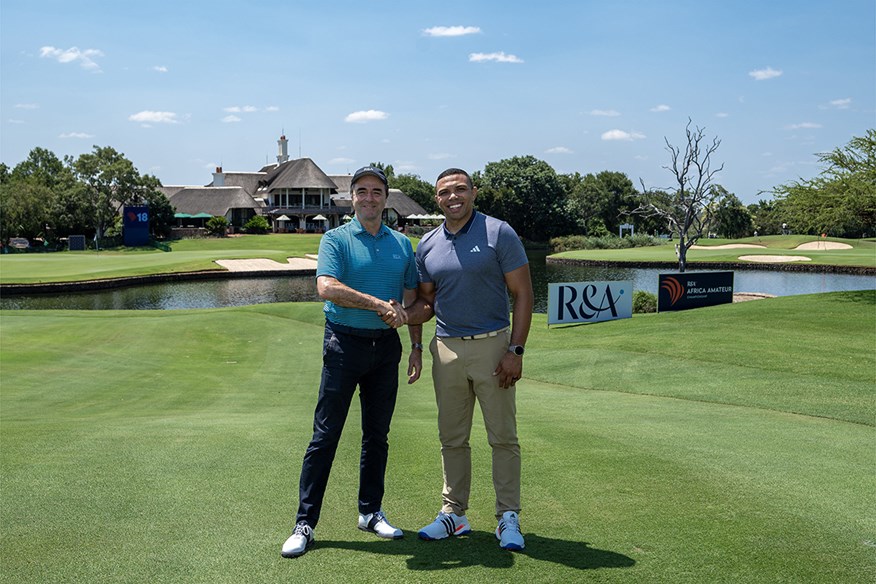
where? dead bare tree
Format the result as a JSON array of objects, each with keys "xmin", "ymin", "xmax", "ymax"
[{"xmin": 633, "ymin": 119, "xmax": 724, "ymax": 272}]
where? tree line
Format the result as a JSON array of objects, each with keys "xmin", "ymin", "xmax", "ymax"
[
  {"xmin": 380, "ymin": 128, "xmax": 874, "ymax": 244},
  {"xmin": 0, "ymin": 146, "xmax": 174, "ymax": 247},
  {"xmin": 2, "ymin": 128, "xmax": 873, "ymax": 248}
]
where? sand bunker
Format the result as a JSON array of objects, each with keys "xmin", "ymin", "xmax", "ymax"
[
  {"xmin": 215, "ymin": 257, "xmax": 318, "ymax": 271},
  {"xmin": 690, "ymin": 243, "xmax": 766, "ymax": 250},
  {"xmin": 738, "ymin": 255, "xmax": 812, "ymax": 263},
  {"xmin": 793, "ymin": 241, "xmax": 853, "ymax": 250}
]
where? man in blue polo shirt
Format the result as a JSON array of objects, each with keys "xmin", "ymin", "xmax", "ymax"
[
  {"xmin": 282, "ymin": 166, "xmax": 423, "ymax": 558},
  {"xmin": 409, "ymin": 168, "xmax": 533, "ymax": 551}
]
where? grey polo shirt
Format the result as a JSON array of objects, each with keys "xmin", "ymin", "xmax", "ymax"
[{"xmin": 416, "ymin": 212, "xmax": 528, "ymax": 338}]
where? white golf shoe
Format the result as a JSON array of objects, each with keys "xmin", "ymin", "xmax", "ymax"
[
  {"xmin": 281, "ymin": 522, "xmax": 314, "ymax": 558},
  {"xmin": 496, "ymin": 511, "xmax": 524, "ymax": 551},
  {"xmin": 358, "ymin": 509, "xmax": 403, "ymax": 539}
]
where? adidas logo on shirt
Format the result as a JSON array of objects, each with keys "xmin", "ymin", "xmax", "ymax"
[{"xmin": 470, "ymin": 245, "xmax": 481, "ymax": 253}]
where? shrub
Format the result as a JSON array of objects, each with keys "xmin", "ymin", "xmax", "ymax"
[
  {"xmin": 549, "ymin": 234, "xmax": 664, "ymax": 253},
  {"xmin": 205, "ymin": 216, "xmax": 229, "ymax": 236},
  {"xmin": 633, "ymin": 290, "xmax": 657, "ymax": 313},
  {"xmin": 243, "ymin": 216, "xmax": 270, "ymax": 234}
]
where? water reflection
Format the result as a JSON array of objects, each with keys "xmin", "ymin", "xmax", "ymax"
[
  {"xmin": 0, "ymin": 277, "xmax": 320, "ymax": 311},
  {"xmin": 1, "ymin": 251, "xmax": 873, "ymax": 312}
]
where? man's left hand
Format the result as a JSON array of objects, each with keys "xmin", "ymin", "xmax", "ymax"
[{"xmin": 493, "ymin": 352, "xmax": 522, "ymax": 389}]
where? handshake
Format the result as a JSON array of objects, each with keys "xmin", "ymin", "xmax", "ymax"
[{"xmin": 378, "ymin": 298, "xmax": 408, "ymax": 329}]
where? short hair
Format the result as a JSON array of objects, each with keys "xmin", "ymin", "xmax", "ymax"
[{"xmin": 436, "ymin": 168, "xmax": 472, "ymax": 189}]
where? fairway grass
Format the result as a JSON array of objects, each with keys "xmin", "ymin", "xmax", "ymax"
[
  {"xmin": 0, "ymin": 234, "xmax": 325, "ymax": 284},
  {"xmin": 1, "ymin": 235, "xmax": 874, "ymax": 286},
  {"xmin": 1, "ymin": 292, "xmax": 874, "ymax": 583},
  {"xmin": 553, "ymin": 235, "xmax": 876, "ymax": 269}
]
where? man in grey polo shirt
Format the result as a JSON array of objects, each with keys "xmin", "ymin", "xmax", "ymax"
[{"xmin": 410, "ymin": 167, "xmax": 533, "ymax": 551}]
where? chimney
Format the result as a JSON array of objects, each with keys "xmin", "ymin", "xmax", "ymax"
[
  {"xmin": 213, "ymin": 166, "xmax": 225, "ymax": 186},
  {"xmin": 277, "ymin": 134, "xmax": 289, "ymax": 164}
]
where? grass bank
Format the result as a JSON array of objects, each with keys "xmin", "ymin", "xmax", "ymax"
[
  {"xmin": 552, "ymin": 235, "xmax": 876, "ymax": 270},
  {"xmin": 2, "ymin": 235, "xmax": 875, "ymax": 286},
  {"xmin": 1, "ymin": 291, "xmax": 873, "ymax": 583},
  {"xmin": 0, "ymin": 234, "xmax": 324, "ymax": 284}
]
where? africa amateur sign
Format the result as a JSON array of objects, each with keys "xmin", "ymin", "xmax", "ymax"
[
  {"xmin": 548, "ymin": 281, "xmax": 633, "ymax": 325},
  {"xmin": 658, "ymin": 271, "xmax": 734, "ymax": 312}
]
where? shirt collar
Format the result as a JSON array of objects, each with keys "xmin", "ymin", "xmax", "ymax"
[
  {"xmin": 350, "ymin": 216, "xmax": 389, "ymax": 238},
  {"xmin": 442, "ymin": 211, "xmax": 478, "ymax": 238}
]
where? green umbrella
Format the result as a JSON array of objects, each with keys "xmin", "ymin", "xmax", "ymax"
[
  {"xmin": 174, "ymin": 213, "xmax": 192, "ymax": 218},
  {"xmin": 190, "ymin": 212, "xmax": 214, "ymax": 219}
]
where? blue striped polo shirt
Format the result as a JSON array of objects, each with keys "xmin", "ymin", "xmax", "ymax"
[{"xmin": 317, "ymin": 218, "xmax": 418, "ymax": 329}]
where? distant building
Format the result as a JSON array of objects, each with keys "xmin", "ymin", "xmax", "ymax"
[{"xmin": 161, "ymin": 134, "xmax": 426, "ymax": 233}]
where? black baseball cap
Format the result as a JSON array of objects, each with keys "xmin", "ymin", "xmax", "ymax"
[{"xmin": 351, "ymin": 166, "xmax": 388, "ymax": 192}]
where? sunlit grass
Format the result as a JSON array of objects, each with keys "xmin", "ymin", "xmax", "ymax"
[{"xmin": 1, "ymin": 292, "xmax": 873, "ymax": 583}]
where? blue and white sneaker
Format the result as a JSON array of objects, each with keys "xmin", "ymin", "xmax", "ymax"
[
  {"xmin": 418, "ymin": 511, "xmax": 471, "ymax": 540},
  {"xmin": 358, "ymin": 509, "xmax": 403, "ymax": 539},
  {"xmin": 496, "ymin": 511, "xmax": 524, "ymax": 551},
  {"xmin": 281, "ymin": 522, "xmax": 314, "ymax": 558}
]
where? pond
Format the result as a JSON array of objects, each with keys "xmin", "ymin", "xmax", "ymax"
[{"xmin": 1, "ymin": 251, "xmax": 873, "ymax": 312}]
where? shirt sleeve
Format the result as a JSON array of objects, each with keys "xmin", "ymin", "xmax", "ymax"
[
  {"xmin": 415, "ymin": 245, "xmax": 432, "ymax": 284},
  {"xmin": 496, "ymin": 222, "xmax": 528, "ymax": 274},
  {"xmin": 316, "ymin": 230, "xmax": 344, "ymax": 279},
  {"xmin": 404, "ymin": 238, "xmax": 418, "ymax": 289}
]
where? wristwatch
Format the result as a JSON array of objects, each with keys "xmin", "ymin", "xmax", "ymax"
[
  {"xmin": 411, "ymin": 342, "xmax": 423, "ymax": 351},
  {"xmin": 508, "ymin": 344, "xmax": 525, "ymax": 356}
]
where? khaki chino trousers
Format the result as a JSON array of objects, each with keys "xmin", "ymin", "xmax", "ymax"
[{"xmin": 430, "ymin": 330, "xmax": 521, "ymax": 519}]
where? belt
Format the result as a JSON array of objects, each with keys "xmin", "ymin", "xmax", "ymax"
[
  {"xmin": 458, "ymin": 327, "xmax": 509, "ymax": 341},
  {"xmin": 326, "ymin": 320, "xmax": 397, "ymax": 339}
]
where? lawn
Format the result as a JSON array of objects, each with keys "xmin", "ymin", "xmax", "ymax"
[
  {"xmin": 1, "ymin": 291, "xmax": 873, "ymax": 583},
  {"xmin": 553, "ymin": 235, "xmax": 876, "ymax": 269},
  {"xmin": 0, "ymin": 234, "xmax": 325, "ymax": 284},
  {"xmin": 2, "ymin": 235, "xmax": 874, "ymax": 286}
]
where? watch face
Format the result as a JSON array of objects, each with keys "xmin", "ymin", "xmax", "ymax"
[{"xmin": 511, "ymin": 345, "xmax": 524, "ymax": 356}]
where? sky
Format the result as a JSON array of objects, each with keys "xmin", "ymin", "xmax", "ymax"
[{"xmin": 1, "ymin": 0, "xmax": 874, "ymax": 204}]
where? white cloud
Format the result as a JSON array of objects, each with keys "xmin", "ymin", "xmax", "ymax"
[
  {"xmin": 265, "ymin": 106, "xmax": 280, "ymax": 112},
  {"xmin": 650, "ymin": 104, "xmax": 671, "ymax": 112},
  {"xmin": 59, "ymin": 132, "xmax": 94, "ymax": 139},
  {"xmin": 152, "ymin": 65, "xmax": 168, "ymax": 73},
  {"xmin": 8, "ymin": 119, "xmax": 25, "ymax": 124},
  {"xmin": 785, "ymin": 122, "xmax": 822, "ymax": 130},
  {"xmin": 223, "ymin": 105, "xmax": 258, "ymax": 113},
  {"xmin": 545, "ymin": 146, "xmax": 573, "ymax": 154},
  {"xmin": 222, "ymin": 115, "xmax": 241, "ymax": 123},
  {"xmin": 15, "ymin": 103, "xmax": 39, "ymax": 109},
  {"xmin": 590, "ymin": 109, "xmax": 620, "ymax": 117},
  {"xmin": 428, "ymin": 153, "xmax": 453, "ymax": 160},
  {"xmin": 423, "ymin": 25, "xmax": 481, "ymax": 37},
  {"xmin": 128, "ymin": 111, "xmax": 179, "ymax": 124},
  {"xmin": 601, "ymin": 129, "xmax": 646, "ymax": 141},
  {"xmin": 829, "ymin": 98, "xmax": 852, "ymax": 109},
  {"xmin": 329, "ymin": 157, "xmax": 355, "ymax": 165},
  {"xmin": 345, "ymin": 110, "xmax": 389, "ymax": 123},
  {"xmin": 39, "ymin": 46, "xmax": 104, "ymax": 70},
  {"xmin": 749, "ymin": 66, "xmax": 782, "ymax": 80},
  {"xmin": 469, "ymin": 52, "xmax": 523, "ymax": 64},
  {"xmin": 716, "ymin": 112, "xmax": 729, "ymax": 118}
]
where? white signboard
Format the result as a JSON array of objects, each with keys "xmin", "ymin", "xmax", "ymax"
[{"xmin": 548, "ymin": 281, "xmax": 633, "ymax": 325}]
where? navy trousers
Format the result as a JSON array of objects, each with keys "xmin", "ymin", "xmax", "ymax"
[{"xmin": 296, "ymin": 321, "xmax": 402, "ymax": 528}]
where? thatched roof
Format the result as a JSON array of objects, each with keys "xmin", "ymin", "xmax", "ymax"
[
  {"xmin": 261, "ymin": 158, "xmax": 338, "ymax": 191},
  {"xmin": 168, "ymin": 186, "xmax": 264, "ymax": 216},
  {"xmin": 387, "ymin": 189, "xmax": 426, "ymax": 217},
  {"xmin": 214, "ymin": 172, "xmax": 264, "ymax": 196},
  {"xmin": 329, "ymin": 174, "xmax": 353, "ymax": 194}
]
